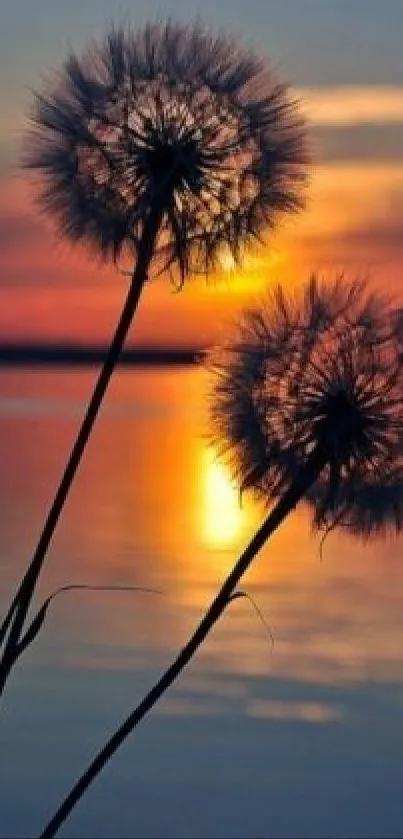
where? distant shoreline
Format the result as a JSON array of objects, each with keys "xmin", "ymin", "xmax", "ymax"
[{"xmin": 0, "ymin": 344, "xmax": 203, "ymax": 368}]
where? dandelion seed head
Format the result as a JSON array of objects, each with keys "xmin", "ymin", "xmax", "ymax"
[
  {"xmin": 24, "ymin": 21, "xmax": 308, "ymax": 282},
  {"xmin": 209, "ymin": 275, "xmax": 403, "ymax": 537}
]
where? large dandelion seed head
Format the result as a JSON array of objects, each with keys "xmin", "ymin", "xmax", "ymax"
[
  {"xmin": 210, "ymin": 276, "xmax": 403, "ymax": 537},
  {"xmin": 25, "ymin": 21, "xmax": 308, "ymax": 283}
]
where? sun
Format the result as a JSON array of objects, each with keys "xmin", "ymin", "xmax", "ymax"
[
  {"xmin": 214, "ymin": 245, "xmax": 289, "ymax": 295},
  {"xmin": 218, "ymin": 247, "xmax": 237, "ymax": 274}
]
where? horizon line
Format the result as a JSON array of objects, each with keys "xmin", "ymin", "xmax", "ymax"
[{"xmin": 0, "ymin": 342, "xmax": 205, "ymax": 368}]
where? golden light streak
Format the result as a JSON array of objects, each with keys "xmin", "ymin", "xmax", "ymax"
[
  {"xmin": 202, "ymin": 451, "xmax": 244, "ymax": 548},
  {"xmin": 296, "ymin": 85, "xmax": 403, "ymax": 126}
]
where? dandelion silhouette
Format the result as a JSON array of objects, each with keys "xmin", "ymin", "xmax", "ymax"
[
  {"xmin": 40, "ymin": 276, "xmax": 403, "ymax": 838},
  {"xmin": 0, "ymin": 21, "xmax": 307, "ymax": 697},
  {"xmin": 211, "ymin": 275, "xmax": 403, "ymax": 535}
]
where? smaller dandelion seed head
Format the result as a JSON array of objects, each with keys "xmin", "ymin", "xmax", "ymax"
[
  {"xmin": 209, "ymin": 275, "xmax": 403, "ymax": 538},
  {"xmin": 24, "ymin": 20, "xmax": 308, "ymax": 283}
]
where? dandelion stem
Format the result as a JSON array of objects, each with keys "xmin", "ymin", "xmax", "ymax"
[
  {"xmin": 40, "ymin": 444, "xmax": 326, "ymax": 838},
  {"xmin": 0, "ymin": 205, "xmax": 163, "ymax": 701}
]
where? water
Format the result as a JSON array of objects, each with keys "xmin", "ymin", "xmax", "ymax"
[{"xmin": 1, "ymin": 366, "xmax": 403, "ymax": 838}]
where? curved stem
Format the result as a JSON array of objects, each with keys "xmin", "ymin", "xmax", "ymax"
[
  {"xmin": 40, "ymin": 446, "xmax": 326, "ymax": 838},
  {"xmin": 0, "ymin": 207, "xmax": 163, "ymax": 700}
]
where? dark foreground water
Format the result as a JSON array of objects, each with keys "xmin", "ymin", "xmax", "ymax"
[{"xmin": 1, "ymin": 367, "xmax": 403, "ymax": 838}]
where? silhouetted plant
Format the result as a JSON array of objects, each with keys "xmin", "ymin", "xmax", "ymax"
[
  {"xmin": 0, "ymin": 21, "xmax": 307, "ymax": 697},
  {"xmin": 211, "ymin": 275, "xmax": 403, "ymax": 536},
  {"xmin": 14, "ymin": 582, "xmax": 162, "ymax": 660},
  {"xmin": 40, "ymin": 276, "xmax": 403, "ymax": 838}
]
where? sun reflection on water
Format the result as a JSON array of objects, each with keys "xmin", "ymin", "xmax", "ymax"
[{"xmin": 201, "ymin": 450, "xmax": 248, "ymax": 549}]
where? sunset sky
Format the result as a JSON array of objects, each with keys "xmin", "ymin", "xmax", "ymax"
[{"xmin": 1, "ymin": 0, "xmax": 403, "ymax": 348}]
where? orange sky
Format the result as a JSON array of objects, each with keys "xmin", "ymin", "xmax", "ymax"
[
  {"xmin": 2, "ymin": 1, "xmax": 403, "ymax": 350},
  {"xmin": 1, "ymin": 84, "xmax": 403, "ymax": 349}
]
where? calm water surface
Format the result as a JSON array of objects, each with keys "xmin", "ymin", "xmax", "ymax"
[{"xmin": 1, "ymin": 367, "xmax": 403, "ymax": 838}]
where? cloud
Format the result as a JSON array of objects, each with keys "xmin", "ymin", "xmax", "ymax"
[
  {"xmin": 297, "ymin": 85, "xmax": 403, "ymax": 126},
  {"xmin": 312, "ymin": 124, "xmax": 403, "ymax": 163},
  {"xmin": 301, "ymin": 202, "xmax": 403, "ymax": 266}
]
